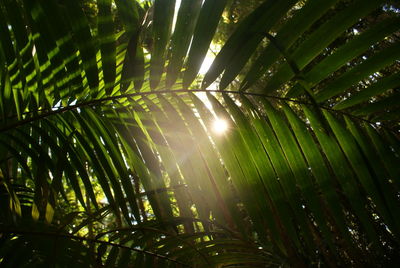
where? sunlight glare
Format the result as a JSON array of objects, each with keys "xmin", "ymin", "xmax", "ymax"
[
  {"xmin": 199, "ymin": 54, "xmax": 214, "ymax": 75},
  {"xmin": 212, "ymin": 118, "xmax": 228, "ymax": 134}
]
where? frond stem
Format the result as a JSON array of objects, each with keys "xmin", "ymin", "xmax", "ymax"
[
  {"xmin": 0, "ymin": 228, "xmax": 191, "ymax": 266},
  {"xmin": 0, "ymin": 89, "xmax": 389, "ymax": 133}
]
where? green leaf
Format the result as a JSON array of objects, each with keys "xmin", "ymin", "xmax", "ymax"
[
  {"xmin": 98, "ymin": 0, "xmax": 116, "ymax": 94},
  {"xmin": 120, "ymin": 31, "xmax": 143, "ymax": 92},
  {"xmin": 334, "ymin": 72, "xmax": 400, "ymax": 110},
  {"xmin": 264, "ymin": 0, "xmax": 382, "ymax": 94},
  {"xmin": 315, "ymin": 42, "xmax": 400, "ymax": 102},
  {"xmin": 207, "ymin": 0, "xmax": 297, "ymax": 90},
  {"xmin": 323, "ymin": 110, "xmax": 398, "ymax": 241},
  {"xmin": 302, "ymin": 105, "xmax": 381, "ymax": 247},
  {"xmin": 166, "ymin": 0, "xmax": 203, "ymax": 87},
  {"xmin": 240, "ymin": 0, "xmax": 340, "ymax": 91},
  {"xmin": 344, "ymin": 116, "xmax": 400, "ymax": 237},
  {"xmin": 183, "ymin": 0, "xmax": 227, "ymax": 88},
  {"xmin": 63, "ymin": 0, "xmax": 99, "ymax": 91},
  {"xmin": 282, "ymin": 103, "xmax": 357, "ymax": 253},
  {"xmin": 150, "ymin": 0, "xmax": 176, "ymax": 89}
]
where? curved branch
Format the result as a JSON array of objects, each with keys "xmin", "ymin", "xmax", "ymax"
[
  {"xmin": 0, "ymin": 228, "xmax": 191, "ymax": 267},
  {"xmin": 0, "ymin": 89, "xmax": 389, "ymax": 133}
]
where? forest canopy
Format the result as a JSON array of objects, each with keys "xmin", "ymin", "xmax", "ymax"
[{"xmin": 0, "ymin": 0, "xmax": 399, "ymax": 267}]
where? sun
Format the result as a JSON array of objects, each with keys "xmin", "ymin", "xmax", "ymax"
[{"xmin": 212, "ymin": 118, "xmax": 228, "ymax": 134}]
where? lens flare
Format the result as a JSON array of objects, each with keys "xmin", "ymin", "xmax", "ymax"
[{"xmin": 212, "ymin": 118, "xmax": 228, "ymax": 134}]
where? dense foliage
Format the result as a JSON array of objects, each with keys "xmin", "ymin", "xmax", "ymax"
[{"xmin": 0, "ymin": 0, "xmax": 399, "ymax": 267}]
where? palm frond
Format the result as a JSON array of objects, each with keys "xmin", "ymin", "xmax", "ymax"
[{"xmin": 1, "ymin": 0, "xmax": 399, "ymax": 266}]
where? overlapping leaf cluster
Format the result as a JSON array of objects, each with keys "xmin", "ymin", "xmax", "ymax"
[{"xmin": 0, "ymin": 0, "xmax": 399, "ymax": 267}]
